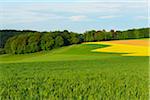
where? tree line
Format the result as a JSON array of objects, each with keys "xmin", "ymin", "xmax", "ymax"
[
  {"xmin": 3, "ymin": 30, "xmax": 82, "ymax": 54},
  {"xmin": 83, "ymin": 28, "xmax": 149, "ymax": 42},
  {"xmin": 0, "ymin": 28, "xmax": 149, "ymax": 54}
]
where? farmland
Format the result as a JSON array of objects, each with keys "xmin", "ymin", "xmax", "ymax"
[
  {"xmin": 86, "ymin": 39, "xmax": 150, "ymax": 56},
  {"xmin": 0, "ymin": 39, "xmax": 149, "ymax": 99}
]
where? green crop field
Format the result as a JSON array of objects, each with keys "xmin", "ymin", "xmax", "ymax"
[{"xmin": 0, "ymin": 43, "xmax": 149, "ymax": 99}]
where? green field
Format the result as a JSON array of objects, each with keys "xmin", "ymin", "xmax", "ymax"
[{"xmin": 0, "ymin": 43, "xmax": 149, "ymax": 99}]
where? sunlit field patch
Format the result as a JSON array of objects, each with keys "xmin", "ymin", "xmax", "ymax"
[{"xmin": 85, "ymin": 39, "xmax": 150, "ymax": 56}]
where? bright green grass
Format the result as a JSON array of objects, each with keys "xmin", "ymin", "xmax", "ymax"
[
  {"xmin": 0, "ymin": 43, "xmax": 149, "ymax": 99},
  {"xmin": 0, "ymin": 44, "xmax": 113, "ymax": 63}
]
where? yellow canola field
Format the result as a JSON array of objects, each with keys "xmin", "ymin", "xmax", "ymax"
[{"xmin": 85, "ymin": 41, "xmax": 149, "ymax": 56}]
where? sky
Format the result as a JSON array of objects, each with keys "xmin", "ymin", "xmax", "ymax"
[{"xmin": 0, "ymin": 0, "xmax": 149, "ymax": 32}]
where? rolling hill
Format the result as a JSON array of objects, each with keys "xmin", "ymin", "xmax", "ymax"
[{"xmin": 0, "ymin": 39, "xmax": 149, "ymax": 99}]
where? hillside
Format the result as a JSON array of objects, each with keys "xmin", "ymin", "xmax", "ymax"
[{"xmin": 0, "ymin": 39, "xmax": 149, "ymax": 99}]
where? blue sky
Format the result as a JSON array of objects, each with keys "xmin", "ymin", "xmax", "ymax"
[
  {"xmin": 0, "ymin": 0, "xmax": 147, "ymax": 2},
  {"xmin": 0, "ymin": 0, "xmax": 148, "ymax": 32}
]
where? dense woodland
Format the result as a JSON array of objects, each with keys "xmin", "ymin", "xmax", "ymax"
[{"xmin": 0, "ymin": 28, "xmax": 149, "ymax": 54}]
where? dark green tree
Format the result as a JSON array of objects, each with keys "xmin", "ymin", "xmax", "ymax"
[
  {"xmin": 84, "ymin": 30, "xmax": 95, "ymax": 42},
  {"xmin": 54, "ymin": 36, "xmax": 64, "ymax": 48},
  {"xmin": 26, "ymin": 33, "xmax": 41, "ymax": 53},
  {"xmin": 69, "ymin": 33, "xmax": 80, "ymax": 44},
  {"xmin": 41, "ymin": 33, "xmax": 54, "ymax": 50},
  {"xmin": 94, "ymin": 31, "xmax": 105, "ymax": 41},
  {"xmin": 4, "ymin": 36, "xmax": 18, "ymax": 54}
]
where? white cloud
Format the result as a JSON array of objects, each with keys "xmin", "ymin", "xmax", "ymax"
[
  {"xmin": 0, "ymin": 2, "xmax": 146, "ymax": 15},
  {"xmin": 0, "ymin": 2, "xmax": 147, "ymax": 24},
  {"xmin": 0, "ymin": 2, "xmax": 121, "ymax": 14},
  {"xmin": 98, "ymin": 15, "xmax": 119, "ymax": 19},
  {"xmin": 69, "ymin": 15, "xmax": 87, "ymax": 21},
  {"xmin": 0, "ymin": 11, "xmax": 64, "ymax": 24},
  {"xmin": 0, "ymin": 4, "xmax": 65, "ymax": 24},
  {"xmin": 50, "ymin": 3, "xmax": 121, "ymax": 14}
]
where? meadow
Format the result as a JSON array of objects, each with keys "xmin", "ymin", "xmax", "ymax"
[{"xmin": 0, "ymin": 40, "xmax": 149, "ymax": 99}]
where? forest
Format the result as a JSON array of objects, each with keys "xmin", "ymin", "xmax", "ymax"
[{"xmin": 0, "ymin": 28, "xmax": 149, "ymax": 54}]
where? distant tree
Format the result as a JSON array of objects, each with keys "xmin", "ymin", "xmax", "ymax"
[
  {"xmin": 15, "ymin": 34, "xmax": 28, "ymax": 54},
  {"xmin": 4, "ymin": 36, "xmax": 18, "ymax": 54},
  {"xmin": 69, "ymin": 32, "xmax": 80, "ymax": 44},
  {"xmin": 111, "ymin": 30, "xmax": 118, "ymax": 40},
  {"xmin": 84, "ymin": 30, "xmax": 95, "ymax": 42},
  {"xmin": 104, "ymin": 32, "xmax": 112, "ymax": 40},
  {"xmin": 61, "ymin": 30, "xmax": 71, "ymax": 45},
  {"xmin": 94, "ymin": 31, "xmax": 104, "ymax": 41},
  {"xmin": 121, "ymin": 31, "xmax": 129, "ymax": 39},
  {"xmin": 133, "ymin": 29, "xmax": 140, "ymax": 39},
  {"xmin": 54, "ymin": 36, "xmax": 64, "ymax": 48},
  {"xmin": 143, "ymin": 28, "xmax": 149, "ymax": 38},
  {"xmin": 41, "ymin": 33, "xmax": 54, "ymax": 50},
  {"xmin": 102, "ymin": 29, "xmax": 106, "ymax": 32},
  {"xmin": 26, "ymin": 32, "xmax": 41, "ymax": 53},
  {"xmin": 0, "ymin": 30, "xmax": 21, "ymax": 48},
  {"xmin": 4, "ymin": 37, "xmax": 12, "ymax": 54},
  {"xmin": 127, "ymin": 30, "xmax": 136, "ymax": 39},
  {"xmin": 78, "ymin": 34, "xmax": 84, "ymax": 43},
  {"xmin": 0, "ymin": 30, "xmax": 37, "ymax": 48},
  {"xmin": 138, "ymin": 29, "xmax": 145, "ymax": 38}
]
